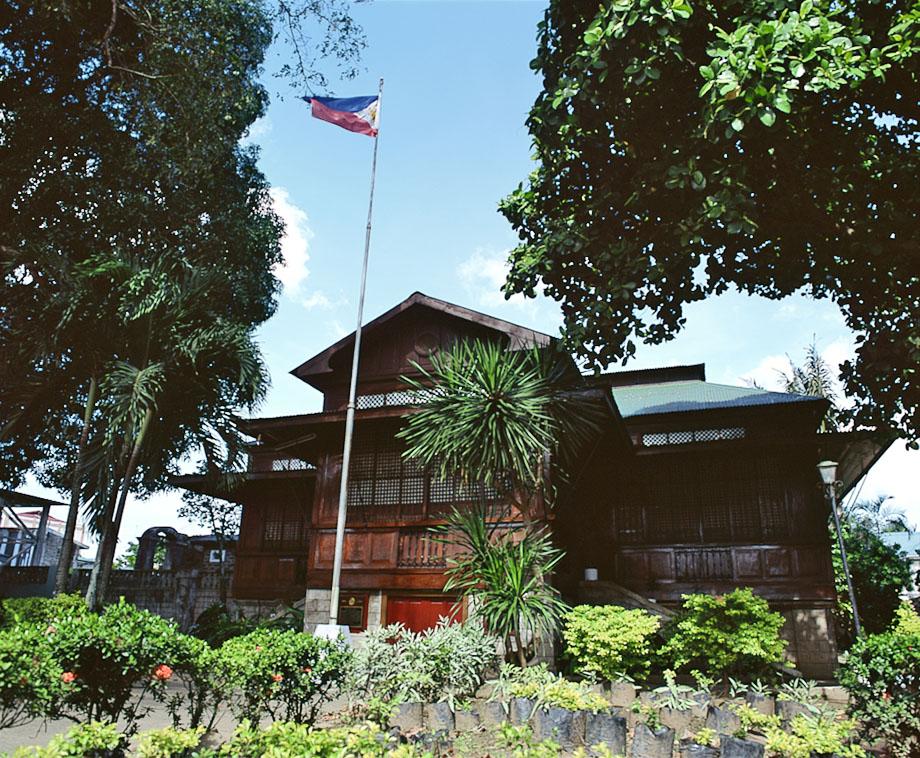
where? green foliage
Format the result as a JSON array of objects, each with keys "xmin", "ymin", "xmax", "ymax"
[
  {"xmin": 164, "ymin": 636, "xmax": 228, "ymax": 732},
  {"xmin": 833, "ymin": 521, "xmax": 912, "ymax": 644},
  {"xmin": 189, "ymin": 604, "xmax": 258, "ymax": 648},
  {"xmin": 136, "ymin": 727, "xmax": 204, "ymax": 758},
  {"xmin": 660, "ymin": 589, "xmax": 786, "ymax": 679},
  {"xmin": 345, "ymin": 621, "xmax": 497, "ymax": 708},
  {"xmin": 0, "ymin": 624, "xmax": 66, "ymax": 729},
  {"xmin": 216, "ymin": 721, "xmax": 428, "ymax": 758},
  {"xmin": 493, "ymin": 664, "xmax": 610, "ymax": 713},
  {"xmin": 0, "ymin": 595, "xmax": 87, "ymax": 631},
  {"xmin": 500, "ymin": 0, "xmax": 920, "ymax": 442},
  {"xmin": 690, "ymin": 727, "xmax": 717, "ymax": 748},
  {"xmin": 893, "ymin": 601, "xmax": 920, "ymax": 635},
  {"xmin": 651, "ymin": 670, "xmax": 697, "ymax": 711},
  {"xmin": 838, "ymin": 631, "xmax": 920, "ymax": 758},
  {"xmin": 398, "ymin": 339, "xmax": 602, "ymax": 502},
  {"xmin": 218, "ymin": 628, "xmax": 349, "ymax": 724},
  {"xmin": 11, "ymin": 721, "xmax": 123, "ymax": 757},
  {"xmin": 763, "ymin": 714, "xmax": 866, "ymax": 758},
  {"xmin": 562, "ymin": 604, "xmax": 660, "ymax": 681},
  {"xmin": 496, "ymin": 723, "xmax": 561, "ymax": 758},
  {"xmin": 731, "ymin": 702, "xmax": 782, "ymax": 733},
  {"xmin": 49, "ymin": 599, "xmax": 195, "ymax": 735},
  {"xmin": 437, "ymin": 507, "xmax": 569, "ymax": 667}
]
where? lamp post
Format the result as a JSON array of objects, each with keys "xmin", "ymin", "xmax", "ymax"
[{"xmin": 818, "ymin": 460, "xmax": 862, "ymax": 639}]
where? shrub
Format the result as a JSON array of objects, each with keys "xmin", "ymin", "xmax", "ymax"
[
  {"xmin": 492, "ymin": 663, "xmax": 610, "ymax": 713},
  {"xmin": 11, "ymin": 721, "xmax": 123, "ymax": 757},
  {"xmin": 892, "ymin": 601, "xmax": 920, "ymax": 635},
  {"xmin": 0, "ymin": 623, "xmax": 67, "ymax": 729},
  {"xmin": 562, "ymin": 604, "xmax": 659, "ymax": 681},
  {"xmin": 345, "ymin": 620, "xmax": 497, "ymax": 707},
  {"xmin": 0, "ymin": 594, "xmax": 87, "ymax": 631},
  {"xmin": 189, "ymin": 604, "xmax": 257, "ymax": 648},
  {"xmin": 216, "ymin": 721, "xmax": 427, "ymax": 757},
  {"xmin": 219, "ymin": 628, "xmax": 349, "ymax": 724},
  {"xmin": 165, "ymin": 636, "xmax": 229, "ymax": 731},
  {"xmin": 763, "ymin": 714, "xmax": 865, "ymax": 758},
  {"xmin": 49, "ymin": 599, "xmax": 195, "ymax": 736},
  {"xmin": 659, "ymin": 588, "xmax": 786, "ymax": 682},
  {"xmin": 136, "ymin": 726, "xmax": 205, "ymax": 758},
  {"xmin": 838, "ymin": 631, "xmax": 920, "ymax": 758}
]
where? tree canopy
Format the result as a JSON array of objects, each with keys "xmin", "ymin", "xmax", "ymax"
[{"xmin": 500, "ymin": 0, "xmax": 919, "ymax": 440}]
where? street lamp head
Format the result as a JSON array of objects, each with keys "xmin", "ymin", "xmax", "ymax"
[{"xmin": 817, "ymin": 460, "xmax": 838, "ymax": 487}]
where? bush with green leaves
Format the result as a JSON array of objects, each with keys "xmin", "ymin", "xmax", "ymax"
[
  {"xmin": 10, "ymin": 721, "xmax": 123, "ymax": 757},
  {"xmin": 346, "ymin": 620, "xmax": 497, "ymax": 709},
  {"xmin": 838, "ymin": 631, "xmax": 920, "ymax": 758},
  {"xmin": 0, "ymin": 594, "xmax": 87, "ymax": 631},
  {"xmin": 136, "ymin": 726, "xmax": 205, "ymax": 758},
  {"xmin": 763, "ymin": 714, "xmax": 866, "ymax": 758},
  {"xmin": 562, "ymin": 604, "xmax": 659, "ymax": 681},
  {"xmin": 48, "ymin": 599, "xmax": 196, "ymax": 735},
  {"xmin": 0, "ymin": 623, "xmax": 66, "ymax": 728},
  {"xmin": 219, "ymin": 628, "xmax": 349, "ymax": 724},
  {"xmin": 216, "ymin": 721, "xmax": 427, "ymax": 757},
  {"xmin": 659, "ymin": 588, "xmax": 786, "ymax": 682},
  {"xmin": 893, "ymin": 601, "xmax": 920, "ymax": 636},
  {"xmin": 164, "ymin": 636, "xmax": 229, "ymax": 731},
  {"xmin": 492, "ymin": 663, "xmax": 610, "ymax": 713}
]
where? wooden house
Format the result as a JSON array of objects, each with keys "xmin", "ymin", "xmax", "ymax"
[{"xmin": 178, "ymin": 292, "xmax": 883, "ymax": 677}]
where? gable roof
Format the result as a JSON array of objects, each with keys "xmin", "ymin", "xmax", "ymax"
[
  {"xmin": 612, "ymin": 379, "xmax": 825, "ymax": 418},
  {"xmin": 291, "ymin": 291, "xmax": 554, "ymax": 387}
]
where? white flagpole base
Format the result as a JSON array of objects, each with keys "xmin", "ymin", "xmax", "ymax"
[{"xmin": 313, "ymin": 623, "xmax": 353, "ymax": 645}]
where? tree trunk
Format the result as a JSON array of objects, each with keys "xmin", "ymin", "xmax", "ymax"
[
  {"xmin": 54, "ymin": 376, "xmax": 97, "ymax": 595},
  {"xmin": 92, "ymin": 408, "xmax": 153, "ymax": 609},
  {"xmin": 84, "ymin": 477, "xmax": 122, "ymax": 610}
]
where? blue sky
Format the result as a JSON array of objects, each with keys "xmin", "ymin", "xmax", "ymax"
[{"xmin": 23, "ymin": 1, "xmax": 919, "ymax": 551}]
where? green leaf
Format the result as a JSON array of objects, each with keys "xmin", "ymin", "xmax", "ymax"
[
  {"xmin": 731, "ymin": 117, "xmax": 745, "ymax": 132},
  {"xmin": 759, "ymin": 108, "xmax": 776, "ymax": 127}
]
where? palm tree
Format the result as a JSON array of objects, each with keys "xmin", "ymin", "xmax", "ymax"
[
  {"xmin": 844, "ymin": 495, "xmax": 912, "ymax": 535},
  {"xmin": 397, "ymin": 339, "xmax": 603, "ymax": 515},
  {"xmin": 437, "ymin": 505, "xmax": 568, "ymax": 667},
  {"xmin": 778, "ymin": 340, "xmax": 842, "ymax": 432}
]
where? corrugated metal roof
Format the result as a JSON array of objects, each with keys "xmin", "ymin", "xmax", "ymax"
[
  {"xmin": 881, "ymin": 532, "xmax": 920, "ymax": 557},
  {"xmin": 611, "ymin": 380, "xmax": 822, "ymax": 418}
]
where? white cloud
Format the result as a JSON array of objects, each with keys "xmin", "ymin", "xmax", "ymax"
[
  {"xmin": 735, "ymin": 338, "xmax": 855, "ymax": 395},
  {"xmin": 456, "ymin": 249, "xmax": 534, "ymax": 310},
  {"xmin": 301, "ymin": 291, "xmax": 332, "ymax": 310},
  {"xmin": 241, "ymin": 117, "xmax": 273, "ymax": 145},
  {"xmin": 269, "ymin": 187, "xmax": 312, "ymax": 295}
]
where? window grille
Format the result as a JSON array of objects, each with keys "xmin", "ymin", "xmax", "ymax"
[
  {"xmin": 641, "ymin": 427, "xmax": 745, "ymax": 447},
  {"xmin": 355, "ymin": 389, "xmax": 436, "ymax": 410},
  {"xmin": 271, "ymin": 457, "xmax": 311, "ymax": 471}
]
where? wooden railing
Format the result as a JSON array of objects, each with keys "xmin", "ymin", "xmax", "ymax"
[{"xmin": 397, "ymin": 529, "xmax": 447, "ymax": 568}]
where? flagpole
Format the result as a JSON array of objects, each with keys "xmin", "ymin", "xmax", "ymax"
[{"xmin": 328, "ymin": 77, "xmax": 383, "ymax": 627}]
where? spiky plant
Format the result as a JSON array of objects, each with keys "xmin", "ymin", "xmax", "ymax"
[{"xmin": 437, "ymin": 506, "xmax": 568, "ymax": 667}]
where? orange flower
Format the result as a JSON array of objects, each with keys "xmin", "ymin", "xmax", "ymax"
[
  {"xmin": 271, "ymin": 673, "xmax": 283, "ymax": 683},
  {"xmin": 153, "ymin": 664, "xmax": 173, "ymax": 681},
  {"xmin": 61, "ymin": 672, "xmax": 77, "ymax": 684}
]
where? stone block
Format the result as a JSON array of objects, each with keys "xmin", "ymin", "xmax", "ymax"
[
  {"xmin": 720, "ymin": 736, "xmax": 765, "ymax": 758},
  {"xmin": 745, "ymin": 692, "xmax": 775, "ymax": 716},
  {"xmin": 510, "ymin": 697, "xmax": 534, "ymax": 725},
  {"xmin": 478, "ymin": 700, "xmax": 507, "ymax": 727},
  {"xmin": 630, "ymin": 723, "xmax": 675, "ymax": 758},
  {"xmin": 584, "ymin": 711, "xmax": 626, "ymax": 755},
  {"xmin": 660, "ymin": 706, "xmax": 695, "ymax": 735},
  {"xmin": 454, "ymin": 705, "xmax": 480, "ymax": 732},
  {"xmin": 776, "ymin": 700, "xmax": 812, "ymax": 723},
  {"xmin": 690, "ymin": 691, "xmax": 712, "ymax": 719},
  {"xmin": 705, "ymin": 704, "xmax": 742, "ymax": 735},
  {"xmin": 679, "ymin": 740, "xmax": 719, "ymax": 758},
  {"xmin": 608, "ymin": 680, "xmax": 638, "ymax": 707},
  {"xmin": 818, "ymin": 686, "xmax": 849, "ymax": 705},
  {"xmin": 424, "ymin": 701, "xmax": 455, "ymax": 733},
  {"xmin": 390, "ymin": 702, "xmax": 423, "ymax": 733},
  {"xmin": 533, "ymin": 706, "xmax": 585, "ymax": 750}
]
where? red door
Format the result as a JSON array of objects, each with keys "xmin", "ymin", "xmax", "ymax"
[{"xmin": 385, "ymin": 596, "xmax": 460, "ymax": 633}]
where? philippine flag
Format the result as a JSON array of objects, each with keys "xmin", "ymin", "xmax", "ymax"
[{"xmin": 304, "ymin": 95, "xmax": 380, "ymax": 137}]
